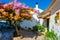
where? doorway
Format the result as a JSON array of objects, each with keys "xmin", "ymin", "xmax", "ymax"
[{"xmin": 46, "ymin": 18, "xmax": 50, "ymax": 31}]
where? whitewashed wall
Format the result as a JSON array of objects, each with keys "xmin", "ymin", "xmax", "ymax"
[
  {"xmin": 39, "ymin": 18, "xmax": 44, "ymax": 25},
  {"xmin": 20, "ymin": 13, "xmax": 45, "ymax": 30},
  {"xmin": 20, "ymin": 14, "xmax": 39, "ymax": 30},
  {"xmin": 49, "ymin": 0, "xmax": 60, "ymax": 36},
  {"xmin": 49, "ymin": 14, "xmax": 56, "ymax": 31}
]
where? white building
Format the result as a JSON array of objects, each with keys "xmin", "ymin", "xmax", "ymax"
[
  {"xmin": 39, "ymin": 0, "xmax": 60, "ymax": 36},
  {"xmin": 20, "ymin": 2, "xmax": 44, "ymax": 30}
]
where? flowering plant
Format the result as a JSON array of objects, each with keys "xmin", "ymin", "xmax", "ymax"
[{"xmin": 0, "ymin": 3, "xmax": 33, "ymax": 35}]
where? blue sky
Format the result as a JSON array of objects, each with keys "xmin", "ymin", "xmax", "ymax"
[{"xmin": 0, "ymin": 0, "xmax": 52, "ymax": 10}]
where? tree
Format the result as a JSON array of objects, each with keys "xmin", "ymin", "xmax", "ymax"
[{"xmin": 0, "ymin": 4, "xmax": 32, "ymax": 35}]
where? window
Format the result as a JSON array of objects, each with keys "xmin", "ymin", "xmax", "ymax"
[{"xmin": 55, "ymin": 12, "xmax": 59, "ymax": 23}]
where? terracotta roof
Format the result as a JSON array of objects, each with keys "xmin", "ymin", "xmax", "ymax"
[
  {"xmin": 38, "ymin": 0, "xmax": 56, "ymax": 18},
  {"xmin": 44, "ymin": 0, "xmax": 56, "ymax": 13}
]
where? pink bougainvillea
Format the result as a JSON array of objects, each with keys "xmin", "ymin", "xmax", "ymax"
[
  {"xmin": 0, "ymin": 0, "xmax": 37, "ymax": 14},
  {"xmin": 34, "ymin": 8, "xmax": 37, "ymax": 13},
  {"xmin": 15, "ymin": 9, "xmax": 20, "ymax": 14}
]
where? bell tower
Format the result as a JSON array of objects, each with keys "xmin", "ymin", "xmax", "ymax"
[{"xmin": 36, "ymin": 2, "xmax": 38, "ymax": 10}]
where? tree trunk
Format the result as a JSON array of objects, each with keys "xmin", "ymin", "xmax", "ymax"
[{"xmin": 14, "ymin": 21, "xmax": 19, "ymax": 35}]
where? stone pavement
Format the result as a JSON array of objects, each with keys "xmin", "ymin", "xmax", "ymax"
[{"xmin": 13, "ymin": 35, "xmax": 44, "ymax": 40}]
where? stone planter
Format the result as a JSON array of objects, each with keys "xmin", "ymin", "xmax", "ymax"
[{"xmin": 20, "ymin": 29, "xmax": 32, "ymax": 32}]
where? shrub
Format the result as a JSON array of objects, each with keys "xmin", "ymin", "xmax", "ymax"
[
  {"xmin": 37, "ymin": 25, "xmax": 45, "ymax": 32},
  {"xmin": 33, "ymin": 25, "xmax": 38, "ymax": 31},
  {"xmin": 33, "ymin": 24, "xmax": 45, "ymax": 32},
  {"xmin": 45, "ymin": 31, "xmax": 58, "ymax": 40}
]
